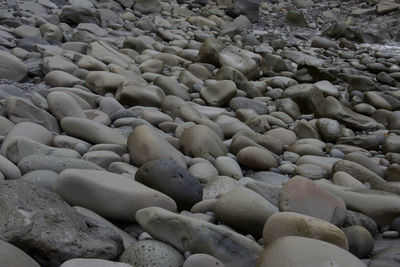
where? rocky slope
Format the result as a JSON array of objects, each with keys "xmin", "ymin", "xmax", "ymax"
[{"xmin": 0, "ymin": 0, "xmax": 400, "ymax": 266}]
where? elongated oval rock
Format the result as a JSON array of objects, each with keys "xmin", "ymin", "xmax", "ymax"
[
  {"xmin": 55, "ymin": 169, "xmax": 177, "ymax": 221},
  {"xmin": 136, "ymin": 207, "xmax": 262, "ymax": 267},
  {"xmin": 47, "ymin": 91, "xmax": 86, "ymax": 121},
  {"xmin": 0, "ymin": 154, "xmax": 21, "ymax": 180},
  {"xmin": 256, "ymin": 236, "xmax": 365, "ymax": 267},
  {"xmin": 263, "ymin": 212, "xmax": 348, "ymax": 250},
  {"xmin": 128, "ymin": 125, "xmax": 187, "ymax": 168},
  {"xmin": 61, "ymin": 117, "xmax": 127, "ymax": 146}
]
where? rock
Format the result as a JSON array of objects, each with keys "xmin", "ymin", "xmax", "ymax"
[
  {"xmin": 294, "ymin": 164, "xmax": 328, "ymax": 180},
  {"xmin": 256, "ymin": 236, "xmax": 365, "ymax": 267},
  {"xmin": 263, "ymin": 212, "xmax": 348, "ymax": 250},
  {"xmin": 154, "ymin": 76, "xmax": 190, "ymax": 100},
  {"xmin": 217, "ymin": 47, "xmax": 259, "ymax": 80},
  {"xmin": 128, "ymin": 125, "xmax": 187, "ymax": 168},
  {"xmin": 135, "ymin": 159, "xmax": 203, "ymax": 210},
  {"xmin": 134, "ymin": 0, "xmax": 161, "ymax": 14},
  {"xmin": 136, "ymin": 207, "xmax": 263, "ymax": 267},
  {"xmin": 0, "ymin": 239, "xmax": 40, "ymax": 267},
  {"xmin": 237, "ymin": 146, "xmax": 278, "ymax": 171},
  {"xmin": 231, "ymin": 0, "xmax": 260, "ymax": 23},
  {"xmin": 311, "ymin": 36, "xmax": 338, "ymax": 50},
  {"xmin": 376, "ymin": 0, "xmax": 400, "ymax": 15},
  {"xmin": 316, "ymin": 118, "xmax": 342, "ymax": 142},
  {"xmin": 332, "ymin": 160, "xmax": 400, "ymax": 195},
  {"xmin": 45, "ymin": 70, "xmax": 83, "ymax": 87},
  {"xmin": 314, "ymin": 180, "xmax": 400, "ymax": 227},
  {"xmin": 82, "ymin": 151, "xmax": 121, "ymax": 169},
  {"xmin": 40, "ymin": 23, "xmax": 63, "ymax": 42},
  {"xmin": 85, "ymin": 71, "xmax": 125, "ymax": 95},
  {"xmin": 20, "ymin": 170, "xmax": 58, "ymax": 191},
  {"xmin": 47, "ymin": 91, "xmax": 86, "ymax": 121},
  {"xmin": 116, "ymin": 80, "xmax": 165, "ymax": 107},
  {"xmin": 61, "ymin": 259, "xmax": 131, "ymax": 267},
  {"xmin": 60, "ymin": 6, "xmax": 101, "ymax": 25},
  {"xmin": 383, "ymin": 135, "xmax": 400, "ymax": 154},
  {"xmin": 61, "ymin": 117, "xmax": 127, "ymax": 146},
  {"xmin": 183, "ymin": 254, "xmax": 225, "ymax": 267},
  {"xmin": 18, "ymin": 155, "xmax": 102, "ymax": 174},
  {"xmin": 120, "ymin": 240, "xmax": 183, "ymax": 267},
  {"xmin": 215, "ymin": 156, "xmax": 243, "ymax": 180},
  {"xmin": 332, "ymin": 171, "xmax": 365, "ymax": 189},
  {"xmin": 0, "ymin": 180, "xmax": 123, "ymax": 266},
  {"xmin": 213, "ymin": 186, "xmax": 278, "ymax": 237},
  {"xmin": 344, "ymin": 210, "xmax": 378, "ymax": 236},
  {"xmin": 279, "ymin": 176, "xmax": 346, "ymax": 225},
  {"xmin": 286, "ymin": 9, "xmax": 307, "ymax": 27},
  {"xmin": 4, "ymin": 137, "xmax": 80, "ymax": 164},
  {"xmin": 181, "ymin": 125, "xmax": 227, "ymax": 160},
  {"xmin": 229, "ymin": 97, "xmax": 268, "ymax": 115},
  {"xmin": 1, "ymin": 122, "xmax": 53, "ymax": 155},
  {"xmin": 55, "ymin": 169, "xmax": 177, "ymax": 221},
  {"xmin": 343, "ymin": 226, "xmax": 374, "ymax": 259},
  {"xmin": 0, "ymin": 51, "xmax": 28, "ymax": 82},
  {"xmin": 189, "ymin": 162, "xmax": 219, "ymax": 184},
  {"xmin": 0, "ymin": 154, "xmax": 21, "ymax": 180},
  {"xmin": 6, "ymin": 97, "xmax": 60, "ymax": 133},
  {"xmin": 200, "ymin": 80, "xmax": 237, "ymax": 107}
]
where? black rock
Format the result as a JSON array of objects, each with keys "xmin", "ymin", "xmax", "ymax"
[{"xmin": 59, "ymin": 6, "xmax": 102, "ymax": 26}]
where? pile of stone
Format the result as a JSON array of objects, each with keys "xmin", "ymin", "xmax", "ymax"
[{"xmin": 0, "ymin": 0, "xmax": 400, "ymax": 266}]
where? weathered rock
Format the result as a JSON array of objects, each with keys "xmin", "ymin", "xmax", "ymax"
[
  {"xmin": 47, "ymin": 91, "xmax": 86, "ymax": 121},
  {"xmin": 135, "ymin": 159, "xmax": 203, "ymax": 210},
  {"xmin": 237, "ymin": 146, "xmax": 278, "ymax": 171},
  {"xmin": 200, "ymin": 80, "xmax": 237, "ymax": 107},
  {"xmin": 215, "ymin": 156, "xmax": 243, "ymax": 180},
  {"xmin": 263, "ymin": 212, "xmax": 348, "ymax": 250},
  {"xmin": 217, "ymin": 47, "xmax": 259, "ymax": 80},
  {"xmin": 128, "ymin": 125, "xmax": 187, "ymax": 168},
  {"xmin": 231, "ymin": 0, "xmax": 260, "ymax": 23},
  {"xmin": 116, "ymin": 80, "xmax": 165, "ymax": 107},
  {"xmin": 0, "ymin": 180, "xmax": 123, "ymax": 266},
  {"xmin": 256, "ymin": 236, "xmax": 365, "ymax": 267},
  {"xmin": 0, "ymin": 154, "xmax": 21, "ymax": 180},
  {"xmin": 59, "ymin": 6, "xmax": 101, "ymax": 25},
  {"xmin": 183, "ymin": 254, "xmax": 225, "ymax": 267},
  {"xmin": 55, "ymin": 169, "xmax": 177, "ymax": 221},
  {"xmin": 85, "ymin": 71, "xmax": 125, "ymax": 95},
  {"xmin": 61, "ymin": 259, "xmax": 131, "ymax": 267},
  {"xmin": 136, "ymin": 207, "xmax": 263, "ymax": 267}
]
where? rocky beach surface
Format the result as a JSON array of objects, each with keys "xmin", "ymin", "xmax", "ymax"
[{"xmin": 1, "ymin": 0, "xmax": 400, "ymax": 266}]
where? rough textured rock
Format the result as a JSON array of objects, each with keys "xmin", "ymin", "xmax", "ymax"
[
  {"xmin": 136, "ymin": 207, "xmax": 263, "ymax": 267},
  {"xmin": 0, "ymin": 180, "xmax": 123, "ymax": 266}
]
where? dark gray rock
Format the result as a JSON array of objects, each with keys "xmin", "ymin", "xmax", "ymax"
[
  {"xmin": 229, "ymin": 97, "xmax": 267, "ymax": 115},
  {"xmin": 135, "ymin": 159, "xmax": 203, "ymax": 210},
  {"xmin": 231, "ymin": 0, "xmax": 260, "ymax": 23},
  {"xmin": 0, "ymin": 180, "xmax": 123, "ymax": 266}
]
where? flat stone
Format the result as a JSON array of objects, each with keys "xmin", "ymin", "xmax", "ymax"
[{"xmin": 55, "ymin": 169, "xmax": 177, "ymax": 221}]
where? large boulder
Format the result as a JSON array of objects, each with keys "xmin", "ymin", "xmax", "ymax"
[
  {"xmin": 0, "ymin": 180, "xmax": 123, "ymax": 266},
  {"xmin": 136, "ymin": 207, "xmax": 263, "ymax": 267}
]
